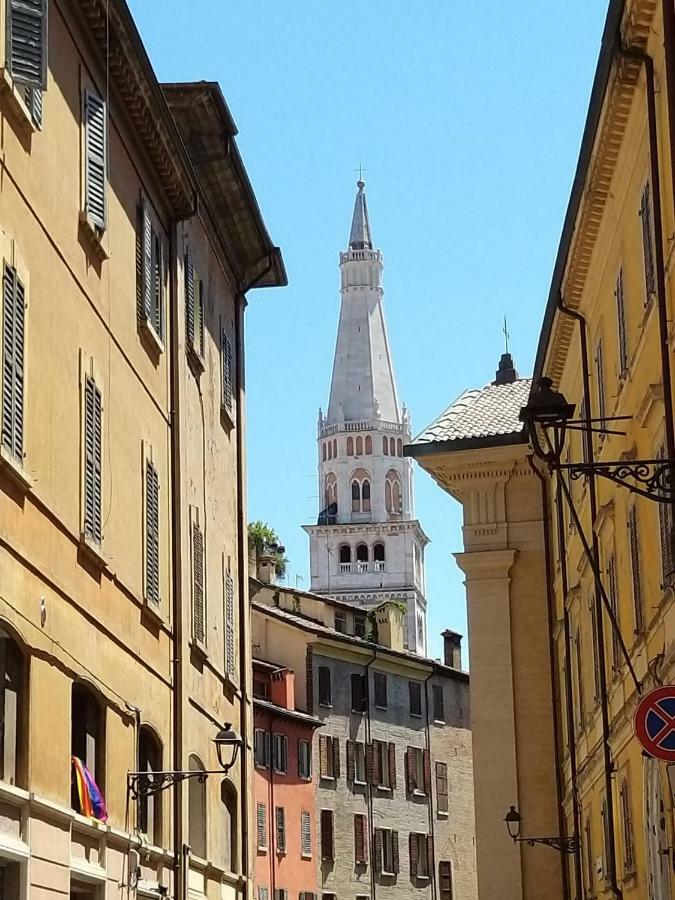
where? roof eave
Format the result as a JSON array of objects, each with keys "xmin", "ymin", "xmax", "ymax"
[{"xmin": 405, "ymin": 429, "xmax": 527, "ymax": 458}]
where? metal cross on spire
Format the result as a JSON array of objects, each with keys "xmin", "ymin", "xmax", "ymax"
[
  {"xmin": 355, "ymin": 163, "xmax": 366, "ymax": 185},
  {"xmin": 503, "ymin": 316, "xmax": 510, "ymax": 355}
]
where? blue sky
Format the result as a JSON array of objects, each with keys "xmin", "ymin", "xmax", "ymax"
[{"xmin": 129, "ymin": 0, "xmax": 608, "ymax": 660}]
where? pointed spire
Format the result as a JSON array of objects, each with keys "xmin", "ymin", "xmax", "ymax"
[{"xmin": 349, "ymin": 180, "xmax": 373, "ymax": 250}]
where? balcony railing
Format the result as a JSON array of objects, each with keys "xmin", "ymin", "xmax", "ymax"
[{"xmin": 339, "ymin": 561, "xmax": 386, "ymax": 574}]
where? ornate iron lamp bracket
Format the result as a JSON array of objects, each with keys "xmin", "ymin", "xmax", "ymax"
[
  {"xmin": 560, "ymin": 459, "xmax": 675, "ymax": 503},
  {"xmin": 516, "ymin": 835, "xmax": 580, "ymax": 854},
  {"xmin": 127, "ymin": 769, "xmax": 228, "ymax": 801}
]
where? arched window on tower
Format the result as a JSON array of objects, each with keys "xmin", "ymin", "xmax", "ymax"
[
  {"xmin": 389, "ymin": 437, "xmax": 395, "ymax": 456},
  {"xmin": 356, "ymin": 436, "xmax": 363, "ymax": 455},
  {"xmin": 373, "ymin": 542, "xmax": 385, "ymax": 571},
  {"xmin": 383, "ymin": 436, "xmax": 389, "ymax": 455},
  {"xmin": 333, "ymin": 439, "xmax": 337, "ymax": 458},
  {"xmin": 347, "ymin": 436, "xmax": 354, "ymax": 456},
  {"xmin": 325, "ymin": 473, "xmax": 337, "ymax": 509},
  {"xmin": 351, "ymin": 479, "xmax": 361, "ymax": 512},
  {"xmin": 322, "ymin": 443, "xmax": 327, "ymax": 462},
  {"xmin": 350, "ymin": 468, "xmax": 371, "ymax": 514},
  {"xmin": 356, "ymin": 544, "xmax": 369, "ymax": 572},
  {"xmin": 362, "ymin": 480, "xmax": 371, "ymax": 511},
  {"xmin": 397, "ymin": 438, "xmax": 403, "ymax": 457},
  {"xmin": 365, "ymin": 435, "xmax": 372, "ymax": 455},
  {"xmin": 385, "ymin": 470, "xmax": 402, "ymax": 515},
  {"xmin": 339, "ymin": 544, "xmax": 351, "ymax": 564}
]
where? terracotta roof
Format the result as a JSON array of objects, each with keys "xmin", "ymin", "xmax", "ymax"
[{"xmin": 407, "ymin": 377, "xmax": 532, "ymax": 454}]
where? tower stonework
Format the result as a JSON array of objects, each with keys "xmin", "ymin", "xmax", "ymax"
[{"xmin": 304, "ymin": 181, "xmax": 428, "ymax": 653}]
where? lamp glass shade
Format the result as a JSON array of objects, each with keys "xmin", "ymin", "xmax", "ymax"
[
  {"xmin": 214, "ymin": 724, "xmax": 241, "ymax": 770},
  {"xmin": 504, "ymin": 806, "xmax": 522, "ymax": 841}
]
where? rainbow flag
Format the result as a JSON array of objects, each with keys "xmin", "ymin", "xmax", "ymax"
[{"xmin": 72, "ymin": 756, "xmax": 108, "ymax": 822}]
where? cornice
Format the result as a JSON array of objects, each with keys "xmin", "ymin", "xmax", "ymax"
[{"xmin": 454, "ymin": 548, "xmax": 517, "ymax": 580}]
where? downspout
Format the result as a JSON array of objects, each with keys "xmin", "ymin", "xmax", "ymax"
[
  {"xmin": 364, "ymin": 650, "xmax": 377, "ymax": 900},
  {"xmin": 528, "ymin": 456, "xmax": 575, "ymax": 900},
  {"xmin": 423, "ymin": 670, "xmax": 437, "ymax": 900},
  {"xmin": 555, "ymin": 295, "xmax": 621, "ymax": 899}
]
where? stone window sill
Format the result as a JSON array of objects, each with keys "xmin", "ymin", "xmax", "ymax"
[
  {"xmin": 79, "ymin": 534, "xmax": 108, "ymax": 570},
  {"xmin": 79, "ymin": 213, "xmax": 109, "ymax": 261},
  {"xmin": 0, "ymin": 446, "xmax": 31, "ymax": 492},
  {"xmin": 140, "ymin": 317, "xmax": 165, "ymax": 356},
  {"xmin": 0, "ymin": 69, "xmax": 39, "ymax": 133}
]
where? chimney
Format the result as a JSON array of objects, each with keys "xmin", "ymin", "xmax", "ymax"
[
  {"xmin": 442, "ymin": 629, "xmax": 462, "ymax": 669},
  {"xmin": 256, "ymin": 553, "xmax": 278, "ymax": 585},
  {"xmin": 376, "ymin": 602, "xmax": 404, "ymax": 652},
  {"xmin": 270, "ymin": 669, "xmax": 295, "ymax": 710}
]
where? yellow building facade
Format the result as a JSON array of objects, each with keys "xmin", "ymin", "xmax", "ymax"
[
  {"xmin": 409, "ymin": 1, "xmax": 675, "ymax": 898},
  {"xmin": 0, "ymin": 1, "xmax": 284, "ymax": 898}
]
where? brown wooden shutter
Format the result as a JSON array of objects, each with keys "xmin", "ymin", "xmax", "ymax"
[
  {"xmin": 406, "ymin": 747, "xmax": 415, "ymax": 792},
  {"xmin": 321, "ymin": 809, "xmax": 334, "ymax": 860},
  {"xmin": 409, "ymin": 832, "xmax": 418, "ymax": 878},
  {"xmin": 423, "ymin": 749, "xmax": 432, "ymax": 795},
  {"xmin": 388, "ymin": 742, "xmax": 397, "ymax": 789},
  {"xmin": 436, "ymin": 761, "xmax": 449, "ymax": 812},
  {"xmin": 374, "ymin": 828, "xmax": 383, "ymax": 873},
  {"xmin": 392, "ymin": 830, "xmax": 400, "ymax": 873},
  {"xmin": 439, "ymin": 860, "xmax": 453, "ymax": 900},
  {"xmin": 640, "ymin": 182, "xmax": 656, "ymax": 301},
  {"xmin": 366, "ymin": 742, "xmax": 374, "ymax": 784},
  {"xmin": 332, "ymin": 737, "xmax": 340, "ymax": 778},
  {"xmin": 616, "ymin": 267, "xmax": 628, "ymax": 374},
  {"xmin": 354, "ymin": 814, "xmax": 368, "ymax": 864},
  {"xmin": 347, "ymin": 740, "xmax": 355, "ymax": 782},
  {"xmin": 319, "ymin": 735, "xmax": 328, "ymax": 777},
  {"xmin": 306, "ymin": 647, "xmax": 314, "ymax": 714},
  {"xmin": 373, "ymin": 741, "xmax": 382, "ymax": 785}
]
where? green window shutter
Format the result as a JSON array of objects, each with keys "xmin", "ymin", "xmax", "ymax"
[
  {"xmin": 84, "ymin": 92, "xmax": 107, "ymax": 230},
  {"xmin": 83, "ymin": 375, "xmax": 102, "ymax": 544},
  {"xmin": 185, "ymin": 248, "xmax": 195, "ymax": 348},
  {"xmin": 222, "ymin": 329, "xmax": 233, "ymax": 412},
  {"xmin": 192, "ymin": 522, "xmax": 205, "ymax": 643},
  {"xmin": 141, "ymin": 198, "xmax": 152, "ymax": 322},
  {"xmin": 616, "ymin": 268, "xmax": 628, "ymax": 374},
  {"xmin": 145, "ymin": 460, "xmax": 160, "ymax": 605},
  {"xmin": 2, "ymin": 264, "xmax": 25, "ymax": 462},
  {"xmin": 8, "ymin": 0, "xmax": 47, "ymax": 89},
  {"xmin": 225, "ymin": 567, "xmax": 235, "ymax": 680}
]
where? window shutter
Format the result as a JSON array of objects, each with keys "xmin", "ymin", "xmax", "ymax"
[
  {"xmin": 620, "ymin": 777, "xmax": 635, "ymax": 873},
  {"xmin": 257, "ymin": 802, "xmax": 267, "ymax": 849},
  {"xmin": 365, "ymin": 741, "xmax": 374, "ymax": 784},
  {"xmin": 373, "ymin": 741, "xmax": 382, "ymax": 785},
  {"xmin": 222, "ymin": 329, "xmax": 233, "ymax": 413},
  {"xmin": 409, "ymin": 832, "xmax": 418, "ymax": 878},
  {"xmin": 436, "ymin": 761, "xmax": 449, "ymax": 812},
  {"xmin": 301, "ymin": 809, "xmax": 311, "ymax": 857},
  {"xmin": 275, "ymin": 806, "xmax": 285, "ymax": 853},
  {"xmin": 321, "ymin": 809, "xmax": 334, "ymax": 860},
  {"xmin": 616, "ymin": 268, "xmax": 628, "ymax": 374},
  {"xmin": 439, "ymin": 860, "xmax": 453, "ymax": 900},
  {"xmin": 347, "ymin": 740, "xmax": 355, "ymax": 782},
  {"xmin": 388, "ymin": 742, "xmax": 397, "ymax": 789},
  {"xmin": 595, "ymin": 340, "xmax": 606, "ymax": 428},
  {"xmin": 607, "ymin": 554, "xmax": 620, "ymax": 670},
  {"xmin": 406, "ymin": 747, "xmax": 415, "ymax": 792},
  {"xmin": 196, "ymin": 281, "xmax": 205, "ymax": 358},
  {"xmin": 657, "ymin": 445, "xmax": 674, "ymax": 588},
  {"xmin": 264, "ymin": 731, "xmax": 271, "ymax": 768},
  {"xmin": 8, "ymin": 0, "xmax": 47, "ymax": 88},
  {"xmin": 192, "ymin": 522, "xmax": 205, "ymax": 644},
  {"xmin": 185, "ymin": 248, "xmax": 195, "ymax": 348},
  {"xmin": 319, "ymin": 735, "xmax": 328, "ymax": 777},
  {"xmin": 374, "ymin": 828, "xmax": 383, "ymax": 873},
  {"xmin": 318, "ymin": 666, "xmax": 331, "ymax": 705},
  {"xmin": 409, "ymin": 681, "xmax": 421, "ymax": 716},
  {"xmin": 640, "ymin": 183, "xmax": 656, "ymax": 302},
  {"xmin": 580, "ymin": 397, "xmax": 590, "ymax": 465},
  {"xmin": 433, "ymin": 684, "xmax": 445, "ymax": 722},
  {"xmin": 22, "ymin": 84, "xmax": 42, "ymax": 127},
  {"xmin": 83, "ymin": 375, "xmax": 102, "ymax": 545},
  {"xmin": 590, "ymin": 600, "xmax": 601, "ymax": 701},
  {"xmin": 628, "ymin": 506, "xmax": 643, "ymax": 633},
  {"xmin": 225, "ymin": 567, "xmax": 235, "ymax": 680},
  {"xmin": 1, "ymin": 264, "xmax": 25, "ymax": 462},
  {"xmin": 84, "ymin": 92, "xmax": 107, "ymax": 230},
  {"xmin": 423, "ymin": 749, "xmax": 432, "ymax": 795},
  {"xmin": 332, "ymin": 737, "xmax": 340, "ymax": 778},
  {"xmin": 145, "ymin": 459, "xmax": 160, "ymax": 605},
  {"xmin": 354, "ymin": 814, "xmax": 367, "ymax": 864},
  {"xmin": 392, "ymin": 830, "xmax": 400, "ymax": 873}
]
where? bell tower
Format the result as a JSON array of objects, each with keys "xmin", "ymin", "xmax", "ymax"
[{"xmin": 304, "ymin": 180, "xmax": 429, "ymax": 653}]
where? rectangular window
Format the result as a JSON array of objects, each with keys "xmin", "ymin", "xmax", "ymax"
[
  {"xmin": 83, "ymin": 375, "xmax": 103, "ymax": 546},
  {"xmin": 628, "ymin": 505, "xmax": 644, "ymax": 634},
  {"xmin": 275, "ymin": 806, "xmax": 286, "ymax": 854},
  {"xmin": 374, "ymin": 672, "xmax": 387, "ymax": 708},
  {"xmin": 658, "ymin": 445, "xmax": 674, "ymax": 588},
  {"xmin": 409, "ymin": 681, "xmax": 422, "ymax": 717},
  {"xmin": 590, "ymin": 598, "xmax": 601, "ymax": 702},
  {"xmin": 640, "ymin": 181, "xmax": 657, "ymax": 304},
  {"xmin": 273, "ymin": 890, "xmax": 287, "ymax": 900},
  {"xmin": 298, "ymin": 739, "xmax": 312, "ymax": 779},
  {"xmin": 257, "ymin": 802, "xmax": 267, "ymax": 850},
  {"xmin": 254, "ymin": 729, "xmax": 270, "ymax": 769},
  {"xmin": 351, "ymin": 673, "xmax": 367, "ymax": 712},
  {"xmin": 7, "ymin": 0, "xmax": 48, "ymax": 89},
  {"xmin": 318, "ymin": 666, "xmax": 332, "ymax": 706},
  {"xmin": 620, "ymin": 777, "xmax": 636, "ymax": 875},
  {"xmin": 301, "ymin": 809, "xmax": 311, "ymax": 858},
  {"xmin": 436, "ymin": 761, "xmax": 449, "ymax": 813},
  {"xmin": 354, "ymin": 813, "xmax": 368, "ymax": 864},
  {"xmin": 374, "ymin": 828, "xmax": 398, "ymax": 875},
  {"xmin": 299, "ymin": 894, "xmax": 315, "ymax": 900},
  {"xmin": 335, "ymin": 610, "xmax": 347, "ymax": 634},
  {"xmin": 406, "ymin": 746, "xmax": 429, "ymax": 794},
  {"xmin": 184, "ymin": 247, "xmax": 204, "ymax": 360},
  {"xmin": 225, "ymin": 565, "xmax": 236, "ymax": 680},
  {"xmin": 439, "ymin": 861, "xmax": 453, "ymax": 900},
  {"xmin": 139, "ymin": 199, "xmax": 165, "ymax": 342},
  {"xmin": 595, "ymin": 339, "xmax": 606, "ymax": 428},
  {"xmin": 272, "ymin": 733, "xmax": 288, "ymax": 774},
  {"xmin": 575, "ymin": 628, "xmax": 585, "ymax": 727},
  {"xmin": 607, "ymin": 554, "xmax": 620, "ymax": 671},
  {"xmin": 191, "ymin": 519, "xmax": 205, "ymax": 645},
  {"xmin": 584, "ymin": 816, "xmax": 593, "ymax": 894},
  {"xmin": 616, "ymin": 267, "xmax": 628, "ymax": 375},
  {"xmin": 221, "ymin": 328, "xmax": 234, "ymax": 415},
  {"xmin": 319, "ymin": 734, "xmax": 339, "ymax": 779},
  {"xmin": 83, "ymin": 91, "xmax": 107, "ymax": 230},
  {"xmin": 371, "ymin": 739, "xmax": 395, "ymax": 789},
  {"xmin": 409, "ymin": 832, "xmax": 431, "ymax": 878},
  {"xmin": 1, "ymin": 262, "xmax": 25, "ymax": 464},
  {"xmin": 580, "ymin": 397, "xmax": 590, "ymax": 465},
  {"xmin": 354, "ymin": 612, "xmax": 367, "ymax": 638},
  {"xmin": 144, "ymin": 459, "xmax": 160, "ymax": 605},
  {"xmin": 258, "ymin": 889, "xmax": 269, "ymax": 900},
  {"xmin": 432, "ymin": 684, "xmax": 445, "ymax": 722},
  {"xmin": 320, "ymin": 809, "xmax": 335, "ymax": 860},
  {"xmin": 347, "ymin": 740, "xmax": 366, "ymax": 784}
]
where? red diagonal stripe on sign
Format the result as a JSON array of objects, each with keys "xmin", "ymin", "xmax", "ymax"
[{"xmin": 650, "ymin": 702, "xmax": 675, "ymax": 747}]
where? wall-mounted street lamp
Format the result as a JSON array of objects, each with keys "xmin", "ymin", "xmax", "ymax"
[
  {"xmin": 127, "ymin": 724, "xmax": 242, "ymax": 802},
  {"xmin": 504, "ymin": 806, "xmax": 579, "ymax": 854}
]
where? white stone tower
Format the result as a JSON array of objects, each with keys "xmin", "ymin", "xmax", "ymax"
[{"xmin": 304, "ymin": 180, "xmax": 429, "ymax": 653}]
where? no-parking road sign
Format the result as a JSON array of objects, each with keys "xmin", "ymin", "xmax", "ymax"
[{"xmin": 635, "ymin": 686, "xmax": 675, "ymax": 762}]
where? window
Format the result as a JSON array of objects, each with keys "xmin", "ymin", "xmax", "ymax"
[
  {"xmin": 0, "ymin": 629, "xmax": 24, "ymax": 788},
  {"xmin": 144, "ymin": 459, "xmax": 160, "ymax": 606},
  {"xmin": 301, "ymin": 809, "xmax": 311, "ymax": 857},
  {"xmin": 325, "ymin": 474, "xmax": 338, "ymax": 509},
  {"xmin": 362, "ymin": 480, "xmax": 371, "ymax": 511},
  {"xmin": 224, "ymin": 564, "xmax": 236, "ymax": 681},
  {"xmin": 385, "ymin": 471, "xmax": 402, "ymax": 514},
  {"xmin": 221, "ymin": 780, "xmax": 238, "ymax": 872},
  {"xmin": 139, "ymin": 199, "xmax": 165, "ymax": 342},
  {"xmin": 273, "ymin": 890, "xmax": 287, "ymax": 900},
  {"xmin": 397, "ymin": 438, "xmax": 403, "ymax": 456},
  {"xmin": 658, "ymin": 445, "xmax": 674, "ymax": 588},
  {"xmin": 71, "ymin": 683, "xmax": 104, "ymax": 811},
  {"xmin": 351, "ymin": 673, "xmax": 367, "ymax": 712},
  {"xmin": 370, "ymin": 739, "xmax": 395, "ymax": 789},
  {"xmin": 406, "ymin": 746, "xmax": 429, "ymax": 795},
  {"xmin": 374, "ymin": 672, "xmax": 387, "ymax": 708},
  {"xmin": 254, "ymin": 729, "xmax": 270, "ymax": 769},
  {"xmin": 320, "ymin": 809, "xmax": 335, "ymax": 860},
  {"xmin": 619, "ymin": 776, "xmax": 636, "ymax": 875},
  {"xmin": 7, "ymin": 0, "xmax": 48, "ymax": 92},
  {"xmin": 222, "ymin": 329, "xmax": 234, "ymax": 416},
  {"xmin": 83, "ymin": 91, "xmax": 107, "ymax": 231},
  {"xmin": 640, "ymin": 181, "xmax": 656, "ymax": 304},
  {"xmin": 628, "ymin": 505, "xmax": 644, "ymax": 634},
  {"xmin": 318, "ymin": 666, "xmax": 332, "ymax": 706},
  {"xmin": 579, "ymin": 397, "xmax": 590, "ymax": 465},
  {"xmin": 275, "ymin": 806, "xmax": 286, "ymax": 854},
  {"xmin": 590, "ymin": 598, "xmax": 601, "ymax": 702},
  {"xmin": 354, "ymin": 813, "xmax": 368, "ymax": 864},
  {"xmin": 595, "ymin": 339, "xmax": 606, "ymax": 429},
  {"xmin": 185, "ymin": 247, "xmax": 204, "ymax": 360},
  {"xmin": 299, "ymin": 894, "xmax": 315, "ymax": 900},
  {"xmin": 389, "ymin": 437, "xmax": 395, "ymax": 456},
  {"xmin": 319, "ymin": 734, "xmax": 339, "ymax": 779},
  {"xmin": 350, "ymin": 469, "xmax": 371, "ymax": 513},
  {"xmin": 409, "ymin": 832, "xmax": 431, "ymax": 878},
  {"xmin": 374, "ymin": 828, "xmax": 398, "ymax": 875},
  {"xmin": 575, "ymin": 628, "xmax": 585, "ymax": 726},
  {"xmin": 365, "ymin": 435, "xmax": 372, "ymax": 454},
  {"xmin": 257, "ymin": 802, "xmax": 267, "ymax": 850},
  {"xmin": 1, "ymin": 262, "xmax": 25, "ymax": 465},
  {"xmin": 347, "ymin": 436, "xmax": 354, "ymax": 455},
  {"xmin": 272, "ymin": 733, "xmax": 288, "ymax": 774},
  {"xmin": 298, "ymin": 739, "xmax": 312, "ymax": 779},
  {"xmin": 373, "ymin": 542, "xmax": 385, "ymax": 565},
  {"xmin": 354, "ymin": 612, "xmax": 367, "ymax": 638},
  {"xmin": 83, "ymin": 375, "xmax": 103, "ymax": 546},
  {"xmin": 188, "ymin": 755, "xmax": 207, "ymax": 859},
  {"xmin": 138, "ymin": 726, "xmax": 162, "ymax": 844},
  {"xmin": 347, "ymin": 740, "xmax": 366, "ymax": 784},
  {"xmin": 432, "ymin": 684, "xmax": 445, "ymax": 722},
  {"xmin": 356, "ymin": 436, "xmax": 363, "ymax": 455},
  {"xmin": 335, "ymin": 611, "xmax": 347, "ymax": 634},
  {"xmin": 356, "ymin": 544, "xmax": 369, "ymax": 569},
  {"xmin": 607, "ymin": 554, "xmax": 620, "ymax": 671},
  {"xmin": 339, "ymin": 544, "xmax": 351, "ymax": 564},
  {"xmin": 258, "ymin": 889, "xmax": 269, "ymax": 900},
  {"xmin": 192, "ymin": 518, "xmax": 205, "ymax": 645},
  {"xmin": 616, "ymin": 267, "xmax": 628, "ymax": 375},
  {"xmin": 322, "ymin": 442, "xmax": 327, "ymax": 462},
  {"xmin": 439, "ymin": 861, "xmax": 453, "ymax": 900},
  {"xmin": 436, "ymin": 761, "xmax": 449, "ymax": 813},
  {"xmin": 409, "ymin": 681, "xmax": 422, "ymax": 717},
  {"xmin": 0, "ymin": 862, "xmax": 22, "ymax": 899},
  {"xmin": 383, "ymin": 436, "xmax": 389, "ymax": 454}
]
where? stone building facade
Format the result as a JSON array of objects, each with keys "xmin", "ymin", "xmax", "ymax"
[{"xmin": 0, "ymin": 2, "xmax": 284, "ymax": 897}]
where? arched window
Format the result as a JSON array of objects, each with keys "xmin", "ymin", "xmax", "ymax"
[
  {"xmin": 389, "ymin": 437, "xmax": 395, "ymax": 456},
  {"xmin": 322, "ymin": 443, "xmax": 326, "ymax": 462},
  {"xmin": 221, "ymin": 780, "xmax": 238, "ymax": 873},
  {"xmin": 351, "ymin": 479, "xmax": 361, "ymax": 512},
  {"xmin": 325, "ymin": 473, "xmax": 337, "ymax": 508},
  {"xmin": 383, "ymin": 436, "xmax": 389, "ymax": 455},
  {"xmin": 356, "ymin": 544, "xmax": 369, "ymax": 562},
  {"xmin": 0, "ymin": 628, "xmax": 25, "ymax": 788},
  {"xmin": 385, "ymin": 470, "xmax": 402, "ymax": 514},
  {"xmin": 397, "ymin": 438, "xmax": 403, "ymax": 457},
  {"xmin": 339, "ymin": 544, "xmax": 351, "ymax": 564},
  {"xmin": 347, "ymin": 436, "xmax": 354, "ymax": 456},
  {"xmin": 373, "ymin": 542, "xmax": 385, "ymax": 562},
  {"xmin": 333, "ymin": 439, "xmax": 337, "ymax": 458},
  {"xmin": 385, "ymin": 480, "xmax": 392, "ymax": 512},
  {"xmin": 393, "ymin": 479, "xmax": 401, "ymax": 512},
  {"xmin": 350, "ymin": 468, "xmax": 371, "ymax": 513},
  {"xmin": 71, "ymin": 683, "xmax": 105, "ymax": 811},
  {"xmin": 365, "ymin": 435, "xmax": 372, "ymax": 455},
  {"xmin": 356, "ymin": 436, "xmax": 363, "ymax": 455},
  {"xmin": 138, "ymin": 726, "xmax": 162, "ymax": 843},
  {"xmin": 362, "ymin": 480, "xmax": 371, "ymax": 511},
  {"xmin": 188, "ymin": 755, "xmax": 207, "ymax": 859},
  {"xmin": 328, "ymin": 441, "xmax": 333, "ymax": 460}
]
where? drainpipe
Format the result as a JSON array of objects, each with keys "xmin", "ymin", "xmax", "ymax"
[
  {"xmin": 528, "ymin": 456, "xmax": 576, "ymax": 900},
  {"xmin": 364, "ymin": 650, "xmax": 378, "ymax": 900},
  {"xmin": 423, "ymin": 670, "xmax": 437, "ymax": 900},
  {"xmin": 555, "ymin": 295, "xmax": 621, "ymax": 899}
]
